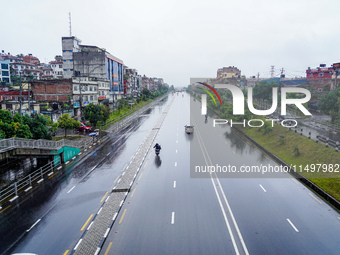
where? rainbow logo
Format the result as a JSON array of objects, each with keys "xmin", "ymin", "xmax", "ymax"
[{"xmin": 198, "ymin": 82, "xmax": 223, "ymax": 106}]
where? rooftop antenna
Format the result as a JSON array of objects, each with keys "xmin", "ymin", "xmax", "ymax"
[{"xmin": 69, "ymin": 12, "xmax": 72, "ymax": 36}]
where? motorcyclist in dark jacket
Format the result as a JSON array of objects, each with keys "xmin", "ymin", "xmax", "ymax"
[{"xmin": 154, "ymin": 143, "xmax": 161, "ymax": 150}]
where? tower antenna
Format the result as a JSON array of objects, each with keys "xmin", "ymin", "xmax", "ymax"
[{"xmin": 69, "ymin": 12, "xmax": 72, "ymax": 36}]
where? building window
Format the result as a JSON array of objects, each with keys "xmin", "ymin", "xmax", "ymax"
[
  {"xmin": 2, "ymin": 71, "xmax": 9, "ymax": 76},
  {"xmin": 63, "ymin": 60, "xmax": 66, "ymax": 62},
  {"xmin": 89, "ymin": 86, "xmax": 93, "ymax": 91},
  {"xmin": 59, "ymin": 65, "xmax": 62, "ymax": 68},
  {"xmin": 69, "ymin": 50, "xmax": 73, "ymax": 53},
  {"xmin": 70, "ymin": 60, "xmax": 73, "ymax": 62},
  {"xmin": 90, "ymin": 96, "xmax": 93, "ymax": 101},
  {"xmin": 319, "ymin": 72, "xmax": 324, "ymax": 77},
  {"xmin": 1, "ymin": 64, "xmax": 8, "ymax": 69},
  {"xmin": 73, "ymin": 85, "xmax": 78, "ymax": 91},
  {"xmin": 94, "ymin": 87, "xmax": 97, "ymax": 91},
  {"xmin": 64, "ymin": 69, "xmax": 67, "ymax": 72}
]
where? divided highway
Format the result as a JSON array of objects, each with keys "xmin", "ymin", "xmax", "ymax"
[
  {"xmin": 2, "ymin": 93, "xmax": 340, "ymax": 254},
  {"xmin": 100, "ymin": 93, "xmax": 340, "ymax": 255}
]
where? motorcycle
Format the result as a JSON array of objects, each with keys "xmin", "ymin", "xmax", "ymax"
[{"xmin": 155, "ymin": 148, "xmax": 160, "ymax": 156}]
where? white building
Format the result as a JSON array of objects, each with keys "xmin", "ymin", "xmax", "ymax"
[{"xmin": 62, "ymin": 36, "xmax": 81, "ymax": 78}]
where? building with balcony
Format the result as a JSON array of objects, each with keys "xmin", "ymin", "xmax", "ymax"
[
  {"xmin": 306, "ymin": 64, "xmax": 335, "ymax": 91},
  {"xmin": 0, "ymin": 59, "xmax": 11, "ymax": 84},
  {"xmin": 217, "ymin": 66, "xmax": 241, "ymax": 79}
]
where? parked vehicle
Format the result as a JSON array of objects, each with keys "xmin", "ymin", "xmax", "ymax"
[
  {"xmin": 77, "ymin": 122, "xmax": 92, "ymax": 132},
  {"xmin": 185, "ymin": 125, "xmax": 194, "ymax": 134}
]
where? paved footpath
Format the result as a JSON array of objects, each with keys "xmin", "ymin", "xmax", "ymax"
[{"xmin": 72, "ymin": 96, "xmax": 174, "ymax": 255}]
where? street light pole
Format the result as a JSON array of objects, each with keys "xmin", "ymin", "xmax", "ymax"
[
  {"xmin": 79, "ymin": 77, "xmax": 83, "ymax": 121},
  {"xmin": 19, "ymin": 73, "xmax": 22, "ymax": 115}
]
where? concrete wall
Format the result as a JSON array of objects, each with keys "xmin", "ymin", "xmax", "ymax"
[{"xmin": 73, "ymin": 52, "xmax": 106, "ymax": 79}]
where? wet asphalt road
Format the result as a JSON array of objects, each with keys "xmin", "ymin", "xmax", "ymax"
[
  {"xmin": 2, "ymin": 93, "xmax": 340, "ymax": 255},
  {"xmin": 0, "ymin": 97, "xmax": 169, "ymax": 255},
  {"xmin": 100, "ymin": 93, "xmax": 340, "ymax": 255}
]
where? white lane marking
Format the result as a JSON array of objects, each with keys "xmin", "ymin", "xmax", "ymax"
[
  {"xmin": 104, "ymin": 228, "xmax": 110, "ymax": 238},
  {"xmin": 176, "ymin": 149, "xmax": 178, "ymax": 153},
  {"xmin": 94, "ymin": 247, "xmax": 101, "ymax": 255},
  {"xmin": 215, "ymin": 178, "xmax": 249, "ymax": 254},
  {"xmin": 173, "ymin": 181, "xmax": 176, "ymax": 188},
  {"xmin": 67, "ymin": 186, "xmax": 76, "ymax": 193},
  {"xmin": 287, "ymin": 219, "xmax": 299, "ymax": 232},
  {"xmin": 87, "ymin": 221, "xmax": 94, "ymax": 230},
  {"xmin": 65, "ymin": 161, "xmax": 70, "ymax": 164},
  {"xmin": 48, "ymin": 172, "xmax": 54, "ymax": 176},
  {"xmin": 74, "ymin": 239, "xmax": 83, "ymax": 250},
  {"xmin": 57, "ymin": 166, "xmax": 62, "ymax": 170},
  {"xmin": 97, "ymin": 207, "xmax": 103, "ymax": 215},
  {"xmin": 27, "ymin": 219, "xmax": 41, "ymax": 232},
  {"xmin": 211, "ymin": 178, "xmax": 240, "ymax": 255},
  {"xmin": 259, "ymin": 184, "xmax": 267, "ymax": 192},
  {"xmin": 176, "ymin": 140, "xmax": 178, "ymax": 143},
  {"xmin": 175, "ymin": 162, "xmax": 177, "ymax": 167},
  {"xmin": 233, "ymin": 150, "xmax": 236, "ymax": 154},
  {"xmin": 107, "ymin": 152, "xmax": 111, "ymax": 156},
  {"xmin": 72, "ymin": 156, "xmax": 76, "ymax": 160},
  {"xmin": 171, "ymin": 212, "xmax": 175, "ymax": 224},
  {"xmin": 85, "ymin": 149, "xmax": 87, "ymax": 152}
]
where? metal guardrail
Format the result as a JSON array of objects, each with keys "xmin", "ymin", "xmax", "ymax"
[
  {"xmin": 0, "ymin": 137, "xmax": 91, "ymax": 154},
  {"xmin": 0, "ymin": 160, "xmax": 57, "ymax": 206}
]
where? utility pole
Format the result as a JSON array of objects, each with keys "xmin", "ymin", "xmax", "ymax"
[
  {"xmin": 28, "ymin": 82, "xmax": 31, "ymax": 116},
  {"xmin": 19, "ymin": 73, "xmax": 22, "ymax": 115},
  {"xmin": 78, "ymin": 77, "xmax": 83, "ymax": 121},
  {"xmin": 270, "ymin": 66, "xmax": 275, "ymax": 78}
]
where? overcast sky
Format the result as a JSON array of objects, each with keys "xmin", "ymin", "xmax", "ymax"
[{"xmin": 2, "ymin": 0, "xmax": 340, "ymax": 87}]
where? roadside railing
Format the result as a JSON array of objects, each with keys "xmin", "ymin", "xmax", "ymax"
[
  {"xmin": 0, "ymin": 137, "xmax": 91, "ymax": 154},
  {"xmin": 0, "ymin": 160, "xmax": 58, "ymax": 206}
]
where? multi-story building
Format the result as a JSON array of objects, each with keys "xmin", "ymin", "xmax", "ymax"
[
  {"xmin": 1, "ymin": 51, "xmax": 42, "ymax": 81},
  {"xmin": 124, "ymin": 68, "xmax": 142, "ymax": 97},
  {"xmin": 0, "ymin": 59, "xmax": 11, "ymax": 84},
  {"xmin": 61, "ymin": 36, "xmax": 123, "ymax": 105},
  {"xmin": 97, "ymin": 79, "xmax": 110, "ymax": 104},
  {"xmin": 61, "ymin": 36, "xmax": 81, "ymax": 79},
  {"xmin": 72, "ymin": 77, "xmax": 99, "ymax": 117},
  {"xmin": 41, "ymin": 65, "xmax": 54, "ymax": 79},
  {"xmin": 217, "ymin": 66, "xmax": 241, "ymax": 79},
  {"xmin": 306, "ymin": 64, "xmax": 336, "ymax": 91},
  {"xmin": 22, "ymin": 54, "xmax": 40, "ymax": 65},
  {"xmin": 50, "ymin": 55, "xmax": 63, "ymax": 79},
  {"xmin": 142, "ymin": 75, "xmax": 150, "ymax": 90}
]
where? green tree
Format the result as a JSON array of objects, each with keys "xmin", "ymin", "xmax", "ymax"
[
  {"xmin": 252, "ymin": 81, "xmax": 279, "ymax": 101},
  {"xmin": 0, "ymin": 110, "xmax": 32, "ymax": 138},
  {"xmin": 28, "ymin": 115, "xmax": 52, "ymax": 140},
  {"xmin": 0, "ymin": 110, "xmax": 13, "ymax": 124},
  {"xmin": 58, "ymin": 113, "xmax": 80, "ymax": 137},
  {"xmin": 84, "ymin": 103, "xmax": 110, "ymax": 127},
  {"xmin": 43, "ymin": 115, "xmax": 58, "ymax": 134},
  {"xmin": 318, "ymin": 88, "xmax": 340, "ymax": 123}
]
